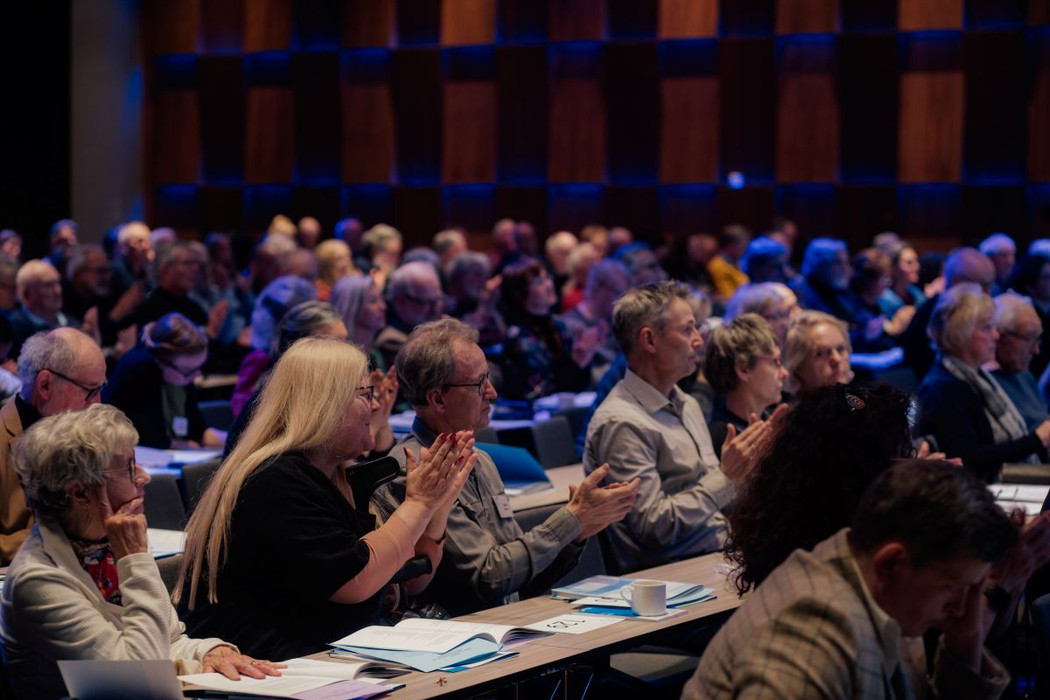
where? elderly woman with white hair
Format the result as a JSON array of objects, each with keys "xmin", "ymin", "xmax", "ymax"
[
  {"xmin": 0, "ymin": 405, "xmax": 279, "ymax": 699},
  {"xmin": 918, "ymin": 283, "xmax": 1050, "ymax": 483},
  {"xmin": 783, "ymin": 310, "xmax": 854, "ymax": 395}
]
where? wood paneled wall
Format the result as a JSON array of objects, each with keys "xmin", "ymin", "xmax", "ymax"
[{"xmin": 143, "ymin": 0, "xmax": 1050, "ymax": 248}]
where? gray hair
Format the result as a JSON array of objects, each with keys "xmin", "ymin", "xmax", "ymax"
[
  {"xmin": 784, "ymin": 311, "xmax": 850, "ymax": 380},
  {"xmin": 432, "ymin": 229, "xmax": 465, "ymax": 256},
  {"xmin": 612, "ymin": 281, "xmax": 693, "ymax": 358},
  {"xmin": 13, "ymin": 404, "xmax": 138, "ymax": 516},
  {"xmin": 362, "ymin": 224, "xmax": 402, "ymax": 254},
  {"xmin": 928, "ymin": 283, "xmax": 994, "ymax": 355},
  {"xmin": 329, "ymin": 274, "xmax": 374, "ymax": 338},
  {"xmin": 801, "ymin": 238, "xmax": 848, "ymax": 279},
  {"xmin": 65, "ymin": 244, "xmax": 107, "ymax": 280},
  {"xmin": 725, "ymin": 282, "xmax": 792, "ymax": 321},
  {"xmin": 249, "ymin": 276, "xmax": 318, "ymax": 351},
  {"xmin": 274, "ymin": 301, "xmax": 343, "ymax": 357},
  {"xmin": 156, "ymin": 240, "xmax": 194, "ymax": 271},
  {"xmin": 18, "ymin": 330, "xmax": 78, "ymax": 394},
  {"xmin": 706, "ymin": 313, "xmax": 779, "ymax": 395},
  {"xmin": 396, "ymin": 319, "xmax": 479, "ymax": 407},
  {"xmin": 979, "ymin": 233, "xmax": 1016, "ymax": 257},
  {"xmin": 447, "ymin": 252, "xmax": 491, "ymax": 288},
  {"xmin": 994, "ymin": 292, "xmax": 1035, "ymax": 333},
  {"xmin": 583, "ymin": 259, "xmax": 630, "ymax": 297},
  {"xmin": 387, "ymin": 261, "xmax": 440, "ymax": 300}
]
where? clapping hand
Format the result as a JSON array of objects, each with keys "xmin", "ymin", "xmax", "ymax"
[
  {"xmin": 566, "ymin": 464, "xmax": 640, "ymax": 542},
  {"xmin": 405, "ymin": 432, "xmax": 477, "ymax": 512},
  {"xmin": 720, "ymin": 404, "xmax": 788, "ymax": 483}
]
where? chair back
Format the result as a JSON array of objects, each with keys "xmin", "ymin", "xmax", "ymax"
[
  {"xmin": 156, "ymin": 554, "xmax": 183, "ymax": 595},
  {"xmin": 180, "ymin": 459, "xmax": 221, "ymax": 514},
  {"xmin": 530, "ymin": 415, "xmax": 579, "ymax": 469},
  {"xmin": 198, "ymin": 400, "xmax": 234, "ymax": 431},
  {"xmin": 143, "ymin": 473, "xmax": 187, "ymax": 530}
]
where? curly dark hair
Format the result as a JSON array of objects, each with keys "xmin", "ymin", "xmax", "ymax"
[{"xmin": 724, "ymin": 382, "xmax": 914, "ymax": 596}]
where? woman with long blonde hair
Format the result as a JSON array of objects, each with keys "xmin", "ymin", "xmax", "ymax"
[{"xmin": 175, "ymin": 338, "xmax": 475, "ymax": 660}]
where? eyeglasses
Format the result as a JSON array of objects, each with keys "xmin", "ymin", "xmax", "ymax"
[
  {"xmin": 443, "ymin": 373, "xmax": 490, "ymax": 396},
  {"xmin": 46, "ymin": 369, "xmax": 105, "ymax": 402},
  {"xmin": 106, "ymin": 456, "xmax": 143, "ymax": 483},
  {"xmin": 156, "ymin": 357, "xmax": 205, "ymax": 380},
  {"xmin": 357, "ymin": 385, "xmax": 376, "ymax": 402},
  {"xmin": 1004, "ymin": 330, "xmax": 1042, "ymax": 346}
]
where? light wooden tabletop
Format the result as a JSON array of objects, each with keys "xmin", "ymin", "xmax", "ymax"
[{"xmin": 306, "ymin": 551, "xmax": 740, "ymax": 699}]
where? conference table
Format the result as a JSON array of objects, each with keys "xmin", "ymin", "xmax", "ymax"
[{"xmin": 302, "ymin": 551, "xmax": 741, "ymax": 699}]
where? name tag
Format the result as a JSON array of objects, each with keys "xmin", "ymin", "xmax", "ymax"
[
  {"xmin": 172, "ymin": 416, "xmax": 189, "ymax": 437},
  {"xmin": 493, "ymin": 493, "xmax": 514, "ymax": 520}
]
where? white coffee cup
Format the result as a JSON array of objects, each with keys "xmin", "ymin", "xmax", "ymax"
[{"xmin": 620, "ymin": 579, "xmax": 666, "ymax": 616}]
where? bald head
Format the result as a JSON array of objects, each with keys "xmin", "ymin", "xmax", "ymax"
[{"xmin": 945, "ymin": 247, "xmax": 996, "ymax": 290}]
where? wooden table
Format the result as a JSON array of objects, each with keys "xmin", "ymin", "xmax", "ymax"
[{"xmin": 309, "ymin": 552, "xmax": 740, "ymax": 699}]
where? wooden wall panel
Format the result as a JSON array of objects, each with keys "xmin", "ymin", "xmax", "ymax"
[
  {"xmin": 342, "ymin": 0, "xmax": 395, "ymax": 47},
  {"xmin": 294, "ymin": 53, "xmax": 341, "ymax": 181},
  {"xmin": 341, "ymin": 84, "xmax": 395, "ymax": 182},
  {"xmin": 658, "ymin": 0, "xmax": 717, "ymax": 38},
  {"xmin": 1030, "ymin": 35, "xmax": 1050, "ymax": 181},
  {"xmin": 899, "ymin": 72, "xmax": 964, "ymax": 182},
  {"xmin": 143, "ymin": 0, "xmax": 199, "ymax": 55},
  {"xmin": 198, "ymin": 56, "xmax": 244, "ymax": 182},
  {"xmin": 497, "ymin": 47, "xmax": 547, "ymax": 182},
  {"xmin": 391, "ymin": 50, "xmax": 442, "ymax": 183},
  {"xmin": 776, "ymin": 0, "xmax": 838, "ymax": 34},
  {"xmin": 660, "ymin": 78, "xmax": 719, "ymax": 182},
  {"xmin": 777, "ymin": 43, "xmax": 839, "ymax": 182},
  {"xmin": 154, "ymin": 92, "xmax": 200, "ymax": 184},
  {"xmin": 1032, "ymin": 2, "xmax": 1050, "ymax": 25},
  {"xmin": 441, "ymin": 0, "xmax": 497, "ymax": 45},
  {"xmin": 549, "ymin": 79, "xmax": 606, "ymax": 182},
  {"xmin": 898, "ymin": 0, "xmax": 962, "ymax": 30},
  {"xmin": 443, "ymin": 82, "xmax": 497, "ymax": 182},
  {"xmin": 549, "ymin": 0, "xmax": 605, "ymax": 41},
  {"xmin": 244, "ymin": 0, "xmax": 292, "ymax": 51},
  {"xmin": 607, "ymin": 43, "xmax": 659, "ymax": 182},
  {"xmin": 244, "ymin": 88, "xmax": 295, "ymax": 183},
  {"xmin": 201, "ymin": 0, "xmax": 242, "ymax": 52},
  {"xmin": 720, "ymin": 38, "xmax": 776, "ymax": 181}
]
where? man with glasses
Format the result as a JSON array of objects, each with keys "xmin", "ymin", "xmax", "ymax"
[
  {"xmin": 374, "ymin": 261, "xmax": 445, "ymax": 370},
  {"xmin": 372, "ymin": 319, "xmax": 639, "ymax": 616},
  {"xmin": 992, "ymin": 293, "xmax": 1048, "ymax": 431},
  {"xmin": 0, "ymin": 328, "xmax": 105, "ymax": 564}
]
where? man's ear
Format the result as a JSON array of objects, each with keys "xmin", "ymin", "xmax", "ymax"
[
  {"xmin": 426, "ymin": 387, "xmax": 445, "ymax": 409},
  {"xmin": 870, "ymin": 541, "xmax": 909, "ymax": 584},
  {"xmin": 640, "ymin": 327, "xmax": 657, "ymax": 353},
  {"xmin": 34, "ymin": 370, "xmax": 52, "ymax": 403}
]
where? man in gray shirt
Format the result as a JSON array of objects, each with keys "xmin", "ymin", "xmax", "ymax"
[
  {"xmin": 372, "ymin": 319, "xmax": 639, "ymax": 616},
  {"xmin": 584, "ymin": 281, "xmax": 776, "ymax": 571}
]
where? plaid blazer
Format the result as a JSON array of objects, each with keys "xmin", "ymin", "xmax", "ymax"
[{"xmin": 682, "ymin": 529, "xmax": 1010, "ymax": 700}]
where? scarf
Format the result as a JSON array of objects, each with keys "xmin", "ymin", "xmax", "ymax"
[
  {"xmin": 70, "ymin": 537, "xmax": 122, "ymax": 605},
  {"xmin": 940, "ymin": 354, "xmax": 1035, "ymax": 463}
]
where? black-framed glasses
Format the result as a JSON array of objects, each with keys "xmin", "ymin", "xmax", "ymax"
[
  {"xmin": 1004, "ymin": 329, "xmax": 1042, "ymax": 346},
  {"xmin": 156, "ymin": 356, "xmax": 205, "ymax": 380},
  {"xmin": 442, "ymin": 373, "xmax": 490, "ymax": 396},
  {"xmin": 45, "ymin": 368, "xmax": 105, "ymax": 402},
  {"xmin": 357, "ymin": 385, "xmax": 376, "ymax": 402}
]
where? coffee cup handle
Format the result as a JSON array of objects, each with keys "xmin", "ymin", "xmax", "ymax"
[{"xmin": 619, "ymin": 587, "xmax": 633, "ymax": 603}]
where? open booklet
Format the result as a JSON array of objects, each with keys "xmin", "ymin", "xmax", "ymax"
[
  {"xmin": 179, "ymin": 658, "xmax": 404, "ymax": 699},
  {"xmin": 330, "ymin": 618, "xmax": 553, "ymax": 655}
]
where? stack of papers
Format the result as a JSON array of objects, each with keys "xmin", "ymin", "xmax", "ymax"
[
  {"xmin": 991, "ymin": 483, "xmax": 1050, "ymax": 517},
  {"xmin": 329, "ymin": 619, "xmax": 553, "ymax": 673},
  {"xmin": 552, "ymin": 575, "xmax": 716, "ymax": 608},
  {"xmin": 181, "ymin": 659, "xmax": 402, "ymax": 699},
  {"xmin": 147, "ymin": 528, "xmax": 186, "ymax": 559}
]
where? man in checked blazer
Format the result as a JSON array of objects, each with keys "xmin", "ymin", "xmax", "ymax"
[{"xmin": 683, "ymin": 460, "xmax": 1015, "ymax": 699}]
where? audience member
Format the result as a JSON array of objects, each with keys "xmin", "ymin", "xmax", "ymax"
[
  {"xmin": 683, "ymin": 460, "xmax": 1017, "ymax": 698},
  {"xmin": 334, "ymin": 217, "xmax": 365, "ymax": 260},
  {"xmin": 902, "ymin": 247, "xmax": 995, "ymax": 378},
  {"xmin": 796, "ymin": 237, "xmax": 852, "ymax": 320},
  {"xmin": 618, "ymin": 244, "xmax": 667, "ymax": 287},
  {"xmin": 110, "ymin": 221, "xmax": 153, "ymax": 304},
  {"xmin": 9, "ymin": 261, "xmax": 79, "ymax": 360},
  {"xmin": 560, "ymin": 242, "xmax": 599, "ymax": 311},
  {"xmin": 878, "ymin": 240, "xmax": 926, "ymax": 316},
  {"xmin": 0, "ymin": 230, "xmax": 22, "ymax": 263},
  {"xmin": 514, "ymin": 221, "xmax": 539, "ymax": 260},
  {"xmin": 231, "ymin": 276, "xmax": 316, "ymax": 417},
  {"xmin": 991, "ymin": 293, "xmax": 1047, "ymax": 431},
  {"xmin": 196, "ymin": 233, "xmax": 252, "ymax": 354},
  {"xmin": 544, "ymin": 231, "xmax": 578, "ymax": 291},
  {"xmin": 372, "ymin": 320, "xmax": 637, "ymax": 615},
  {"xmin": 62, "ymin": 244, "xmax": 112, "ymax": 324},
  {"xmin": 557, "ymin": 260, "xmax": 630, "ymax": 383},
  {"xmin": 296, "ymin": 216, "xmax": 321, "ymax": 250},
  {"xmin": 1009, "ymin": 253, "xmax": 1050, "ymax": 378},
  {"xmin": 443, "ymin": 253, "xmax": 504, "ymax": 348},
  {"xmin": 133, "ymin": 242, "xmax": 213, "ymax": 331},
  {"xmin": 0, "ymin": 329, "xmax": 105, "ymax": 565},
  {"xmin": 584, "ymin": 282, "xmax": 778, "ymax": 572},
  {"xmin": 499, "ymin": 259, "xmax": 601, "ymax": 400},
  {"xmin": 919, "ymin": 283, "xmax": 1050, "ymax": 481},
  {"xmin": 283, "ymin": 248, "xmax": 318, "ymax": 281},
  {"xmin": 47, "ymin": 219, "xmax": 78, "ymax": 272},
  {"xmin": 846, "ymin": 247, "xmax": 913, "ymax": 352},
  {"xmin": 0, "ymin": 258, "xmax": 18, "ymax": 312},
  {"xmin": 375, "ymin": 261, "xmax": 443, "ymax": 370},
  {"xmin": 579, "ymin": 224, "xmax": 608, "ymax": 258},
  {"xmin": 606, "ymin": 226, "xmax": 633, "ymax": 257},
  {"xmin": 724, "ymin": 282, "xmax": 799, "ymax": 349},
  {"xmin": 739, "ymin": 236, "xmax": 789, "ymax": 285},
  {"xmin": 0, "ymin": 405, "xmax": 278, "ymax": 698},
  {"xmin": 330, "ymin": 274, "xmax": 388, "ymax": 367},
  {"xmin": 783, "ymin": 310, "xmax": 853, "ymax": 394},
  {"xmin": 103, "ymin": 313, "xmax": 221, "ymax": 450},
  {"xmin": 178, "ymin": 338, "xmax": 475, "ymax": 659},
  {"xmin": 490, "ymin": 218, "xmax": 518, "ymax": 273},
  {"xmin": 313, "ymin": 240, "xmax": 354, "ymax": 301},
  {"xmin": 706, "ymin": 225, "xmax": 750, "ymax": 299},
  {"xmin": 432, "ymin": 229, "xmax": 467, "ymax": 273},
  {"xmin": 919, "ymin": 250, "xmax": 948, "ymax": 298},
  {"xmin": 705, "ymin": 314, "xmax": 787, "ymax": 456},
  {"xmin": 361, "ymin": 224, "xmax": 403, "ymax": 289},
  {"xmin": 980, "ymin": 232, "xmax": 1017, "ymax": 296},
  {"xmin": 667, "ymin": 233, "xmax": 717, "ymax": 294}
]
